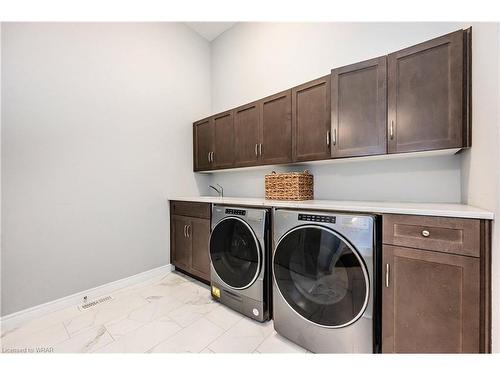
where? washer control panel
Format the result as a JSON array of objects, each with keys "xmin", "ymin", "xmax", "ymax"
[
  {"xmin": 298, "ymin": 213, "xmax": 336, "ymax": 224},
  {"xmin": 226, "ymin": 208, "xmax": 246, "ymax": 216}
]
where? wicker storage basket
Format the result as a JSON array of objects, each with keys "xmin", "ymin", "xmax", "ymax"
[{"xmin": 265, "ymin": 170, "xmax": 314, "ymax": 200}]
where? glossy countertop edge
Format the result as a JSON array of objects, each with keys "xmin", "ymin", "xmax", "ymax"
[{"xmin": 169, "ymin": 197, "xmax": 495, "ymax": 220}]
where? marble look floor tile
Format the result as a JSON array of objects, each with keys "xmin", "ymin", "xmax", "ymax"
[
  {"xmin": 166, "ymin": 294, "xmax": 218, "ymax": 328},
  {"xmin": 168, "ymin": 282, "xmax": 211, "ymax": 305},
  {"xmin": 95, "ymin": 316, "xmax": 182, "ymax": 353},
  {"xmin": 255, "ymin": 331, "xmax": 307, "ymax": 353},
  {"xmin": 208, "ymin": 317, "xmax": 274, "ymax": 353},
  {"xmin": 1, "ymin": 322, "xmax": 69, "ymax": 350},
  {"xmin": 204, "ymin": 303, "xmax": 243, "ymax": 331},
  {"xmin": 137, "ymin": 272, "xmax": 196, "ymax": 301},
  {"xmin": 1, "ymin": 306, "xmax": 81, "ymax": 339},
  {"xmin": 63, "ymin": 294, "xmax": 148, "ymax": 336},
  {"xmin": 0, "ymin": 271, "xmax": 309, "ymax": 354},
  {"xmin": 53, "ymin": 325, "xmax": 113, "ymax": 353},
  {"xmin": 104, "ymin": 295, "xmax": 182, "ymax": 339},
  {"xmin": 200, "ymin": 347, "xmax": 215, "ymax": 353},
  {"xmin": 150, "ymin": 317, "xmax": 224, "ymax": 353}
]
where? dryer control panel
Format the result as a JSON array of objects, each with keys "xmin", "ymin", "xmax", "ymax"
[
  {"xmin": 298, "ymin": 213, "xmax": 336, "ymax": 224},
  {"xmin": 225, "ymin": 208, "xmax": 246, "ymax": 216}
]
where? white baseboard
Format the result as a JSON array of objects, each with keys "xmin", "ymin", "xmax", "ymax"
[{"xmin": 0, "ymin": 264, "xmax": 174, "ymax": 332}]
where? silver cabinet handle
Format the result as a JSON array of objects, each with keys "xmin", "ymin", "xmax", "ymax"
[
  {"xmin": 259, "ymin": 143, "xmax": 262, "ymax": 156},
  {"xmin": 389, "ymin": 120, "xmax": 394, "ymax": 140},
  {"xmin": 421, "ymin": 230, "xmax": 430, "ymax": 237},
  {"xmin": 326, "ymin": 131, "xmax": 331, "ymax": 147},
  {"xmin": 207, "ymin": 152, "xmax": 210, "ymax": 163},
  {"xmin": 183, "ymin": 224, "xmax": 187, "ymax": 238},
  {"xmin": 255, "ymin": 144, "xmax": 258, "ymax": 157},
  {"xmin": 186, "ymin": 224, "xmax": 191, "ymax": 238},
  {"xmin": 332, "ymin": 129, "xmax": 337, "ymax": 146},
  {"xmin": 209, "ymin": 151, "xmax": 214, "ymax": 163},
  {"xmin": 385, "ymin": 264, "xmax": 390, "ymax": 288}
]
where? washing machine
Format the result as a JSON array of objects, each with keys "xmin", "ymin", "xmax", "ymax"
[
  {"xmin": 272, "ymin": 209, "xmax": 381, "ymax": 353},
  {"xmin": 209, "ymin": 205, "xmax": 271, "ymax": 322}
]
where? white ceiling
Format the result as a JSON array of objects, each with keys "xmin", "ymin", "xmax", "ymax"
[{"xmin": 185, "ymin": 22, "xmax": 236, "ymax": 42}]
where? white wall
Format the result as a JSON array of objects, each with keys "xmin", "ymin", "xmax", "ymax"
[
  {"xmin": 458, "ymin": 23, "xmax": 500, "ymax": 352},
  {"xmin": 209, "ymin": 22, "xmax": 464, "ymax": 203},
  {"xmin": 459, "ymin": 23, "xmax": 500, "ymax": 353},
  {"xmin": 1, "ymin": 23, "xmax": 211, "ymax": 315}
]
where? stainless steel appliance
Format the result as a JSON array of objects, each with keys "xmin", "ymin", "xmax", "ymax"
[
  {"xmin": 272, "ymin": 209, "xmax": 380, "ymax": 353},
  {"xmin": 209, "ymin": 205, "xmax": 270, "ymax": 322}
]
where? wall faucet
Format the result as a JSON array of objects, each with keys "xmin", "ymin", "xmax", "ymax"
[{"xmin": 209, "ymin": 184, "xmax": 224, "ymax": 198}]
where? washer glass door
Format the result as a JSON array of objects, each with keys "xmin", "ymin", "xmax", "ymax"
[
  {"xmin": 210, "ymin": 217, "xmax": 261, "ymax": 289},
  {"xmin": 274, "ymin": 225, "xmax": 369, "ymax": 327}
]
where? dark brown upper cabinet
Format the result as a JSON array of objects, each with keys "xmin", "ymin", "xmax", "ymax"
[
  {"xmin": 387, "ymin": 29, "xmax": 471, "ymax": 154},
  {"xmin": 292, "ymin": 76, "xmax": 331, "ymax": 162},
  {"xmin": 192, "ymin": 28, "xmax": 471, "ymax": 172},
  {"xmin": 331, "ymin": 56, "xmax": 387, "ymax": 158},
  {"xmin": 260, "ymin": 90, "xmax": 292, "ymax": 165},
  {"xmin": 193, "ymin": 117, "xmax": 214, "ymax": 171},
  {"xmin": 234, "ymin": 101, "xmax": 261, "ymax": 167},
  {"xmin": 213, "ymin": 110, "xmax": 234, "ymax": 169}
]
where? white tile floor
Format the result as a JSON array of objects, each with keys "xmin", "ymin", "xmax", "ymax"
[{"xmin": 1, "ymin": 271, "xmax": 308, "ymax": 353}]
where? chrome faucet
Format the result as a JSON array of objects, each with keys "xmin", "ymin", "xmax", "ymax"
[{"xmin": 209, "ymin": 184, "xmax": 224, "ymax": 198}]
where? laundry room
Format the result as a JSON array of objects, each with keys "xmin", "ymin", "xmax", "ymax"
[{"xmin": 1, "ymin": 0, "xmax": 500, "ymax": 374}]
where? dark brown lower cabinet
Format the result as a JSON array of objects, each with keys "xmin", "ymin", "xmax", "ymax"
[
  {"xmin": 382, "ymin": 213, "xmax": 490, "ymax": 353},
  {"xmin": 382, "ymin": 244, "xmax": 480, "ymax": 353},
  {"xmin": 189, "ymin": 217, "xmax": 211, "ymax": 280},
  {"xmin": 171, "ymin": 215, "xmax": 192, "ymax": 271},
  {"xmin": 170, "ymin": 201, "xmax": 211, "ymax": 283}
]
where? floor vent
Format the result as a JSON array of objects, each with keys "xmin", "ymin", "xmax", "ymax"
[{"xmin": 78, "ymin": 295, "xmax": 113, "ymax": 311}]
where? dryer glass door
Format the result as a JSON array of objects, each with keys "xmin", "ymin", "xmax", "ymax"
[
  {"xmin": 274, "ymin": 226, "xmax": 369, "ymax": 327},
  {"xmin": 210, "ymin": 217, "xmax": 261, "ymax": 289}
]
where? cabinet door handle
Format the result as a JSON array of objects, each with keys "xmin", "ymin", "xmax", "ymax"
[
  {"xmin": 326, "ymin": 131, "xmax": 331, "ymax": 147},
  {"xmin": 207, "ymin": 152, "xmax": 211, "ymax": 163},
  {"xmin": 210, "ymin": 152, "xmax": 214, "ymax": 163},
  {"xmin": 186, "ymin": 224, "xmax": 191, "ymax": 238},
  {"xmin": 421, "ymin": 229, "xmax": 430, "ymax": 237},
  {"xmin": 255, "ymin": 144, "xmax": 259, "ymax": 157},
  {"xmin": 183, "ymin": 224, "xmax": 187, "ymax": 238},
  {"xmin": 259, "ymin": 143, "xmax": 262, "ymax": 156},
  {"xmin": 389, "ymin": 120, "xmax": 394, "ymax": 140},
  {"xmin": 332, "ymin": 129, "xmax": 337, "ymax": 146},
  {"xmin": 385, "ymin": 263, "xmax": 390, "ymax": 288}
]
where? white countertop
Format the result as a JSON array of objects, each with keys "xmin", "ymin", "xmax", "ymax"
[{"xmin": 170, "ymin": 196, "xmax": 494, "ymax": 220}]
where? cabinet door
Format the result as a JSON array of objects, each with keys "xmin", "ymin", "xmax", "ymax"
[
  {"xmin": 382, "ymin": 245, "xmax": 480, "ymax": 353},
  {"xmin": 171, "ymin": 215, "xmax": 192, "ymax": 271},
  {"xmin": 234, "ymin": 102, "xmax": 261, "ymax": 167},
  {"xmin": 260, "ymin": 90, "xmax": 292, "ymax": 165},
  {"xmin": 331, "ymin": 57, "xmax": 387, "ymax": 158},
  {"xmin": 189, "ymin": 217, "xmax": 211, "ymax": 282},
  {"xmin": 194, "ymin": 117, "xmax": 214, "ymax": 171},
  {"xmin": 292, "ymin": 76, "xmax": 331, "ymax": 162},
  {"xmin": 213, "ymin": 110, "xmax": 234, "ymax": 169},
  {"xmin": 388, "ymin": 30, "xmax": 464, "ymax": 153}
]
